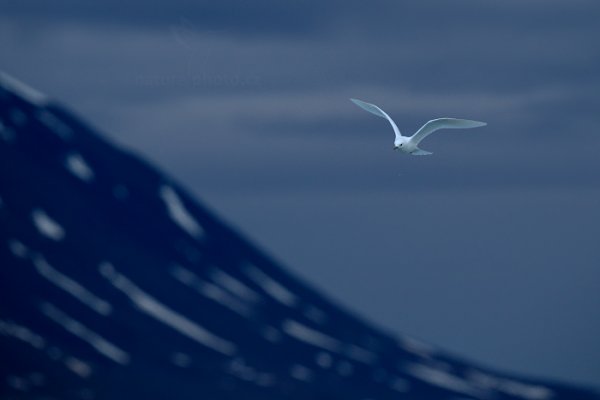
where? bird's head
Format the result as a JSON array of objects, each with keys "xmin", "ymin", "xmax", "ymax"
[{"xmin": 394, "ymin": 143, "xmax": 404, "ymax": 151}]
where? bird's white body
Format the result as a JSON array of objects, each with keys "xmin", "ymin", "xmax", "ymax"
[{"xmin": 350, "ymin": 98, "xmax": 487, "ymax": 155}]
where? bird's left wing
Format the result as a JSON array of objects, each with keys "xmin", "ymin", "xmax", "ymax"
[
  {"xmin": 410, "ymin": 118, "xmax": 486, "ymax": 145},
  {"xmin": 350, "ymin": 98, "xmax": 402, "ymax": 140}
]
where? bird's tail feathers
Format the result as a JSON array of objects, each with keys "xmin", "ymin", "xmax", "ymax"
[{"xmin": 411, "ymin": 149, "xmax": 433, "ymax": 156}]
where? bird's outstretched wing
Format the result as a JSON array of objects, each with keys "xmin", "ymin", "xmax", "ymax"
[
  {"xmin": 350, "ymin": 98, "xmax": 402, "ymax": 140},
  {"xmin": 410, "ymin": 118, "xmax": 486, "ymax": 145}
]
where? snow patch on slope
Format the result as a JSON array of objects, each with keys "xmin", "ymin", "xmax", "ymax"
[
  {"xmin": 209, "ymin": 268, "xmax": 260, "ymax": 303},
  {"xmin": 64, "ymin": 152, "xmax": 94, "ymax": 182},
  {"xmin": 0, "ymin": 71, "xmax": 48, "ymax": 106},
  {"xmin": 39, "ymin": 302, "xmax": 130, "ymax": 365},
  {"xmin": 36, "ymin": 110, "xmax": 73, "ymax": 139},
  {"xmin": 245, "ymin": 264, "xmax": 297, "ymax": 307},
  {"xmin": 31, "ymin": 209, "xmax": 65, "ymax": 241},
  {"xmin": 282, "ymin": 319, "xmax": 377, "ymax": 364},
  {"xmin": 99, "ymin": 262, "xmax": 235, "ymax": 356},
  {"xmin": 404, "ymin": 363, "xmax": 486, "ymax": 398},
  {"xmin": 33, "ymin": 255, "xmax": 111, "ymax": 316},
  {"xmin": 159, "ymin": 185, "xmax": 205, "ymax": 240},
  {"xmin": 170, "ymin": 265, "xmax": 251, "ymax": 317},
  {"xmin": 0, "ymin": 319, "xmax": 46, "ymax": 349}
]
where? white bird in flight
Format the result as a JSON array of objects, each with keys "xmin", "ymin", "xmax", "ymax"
[{"xmin": 350, "ymin": 98, "xmax": 487, "ymax": 155}]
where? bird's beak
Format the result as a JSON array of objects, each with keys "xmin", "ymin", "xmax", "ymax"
[{"xmin": 393, "ymin": 146, "xmax": 399, "ymax": 151}]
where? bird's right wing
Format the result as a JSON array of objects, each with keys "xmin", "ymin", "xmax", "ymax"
[
  {"xmin": 410, "ymin": 118, "xmax": 487, "ymax": 145},
  {"xmin": 350, "ymin": 98, "xmax": 402, "ymax": 140}
]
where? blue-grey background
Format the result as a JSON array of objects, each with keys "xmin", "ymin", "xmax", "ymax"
[{"xmin": 1, "ymin": 0, "xmax": 599, "ymax": 386}]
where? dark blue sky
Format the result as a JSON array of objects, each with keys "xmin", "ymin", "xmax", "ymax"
[{"xmin": 1, "ymin": 0, "xmax": 599, "ymax": 386}]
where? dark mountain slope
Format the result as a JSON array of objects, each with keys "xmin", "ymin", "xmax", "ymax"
[{"xmin": 0, "ymin": 72, "xmax": 597, "ymax": 400}]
